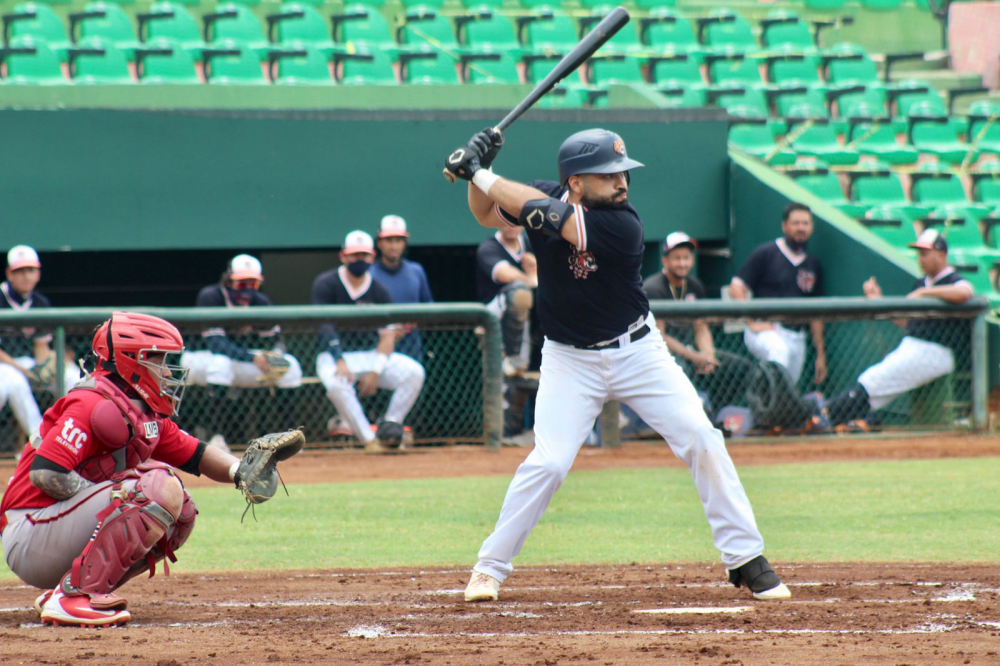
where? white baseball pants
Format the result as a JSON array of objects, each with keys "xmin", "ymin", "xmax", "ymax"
[
  {"xmin": 317, "ymin": 351, "xmax": 425, "ymax": 443},
  {"xmin": 859, "ymin": 336, "xmax": 955, "ymax": 410},
  {"xmin": 743, "ymin": 324, "xmax": 807, "ymax": 384},
  {"xmin": 0, "ymin": 353, "xmax": 79, "ymax": 441},
  {"xmin": 181, "ymin": 351, "xmax": 303, "ymax": 389},
  {"xmin": 474, "ymin": 315, "xmax": 766, "ymax": 582}
]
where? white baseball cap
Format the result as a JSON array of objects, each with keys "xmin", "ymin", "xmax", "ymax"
[
  {"xmin": 343, "ymin": 230, "xmax": 375, "ymax": 255},
  {"xmin": 7, "ymin": 245, "xmax": 41, "ymax": 270},
  {"xmin": 229, "ymin": 254, "xmax": 263, "ymax": 281},
  {"xmin": 909, "ymin": 228, "xmax": 948, "ymax": 253},
  {"xmin": 663, "ymin": 232, "xmax": 697, "ymax": 255},
  {"xmin": 378, "ymin": 214, "xmax": 409, "ymax": 238}
]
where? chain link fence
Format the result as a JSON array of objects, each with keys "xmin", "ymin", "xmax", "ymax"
[
  {"xmin": 0, "ymin": 305, "xmax": 503, "ymax": 455},
  {"xmin": 613, "ymin": 297, "xmax": 989, "ymax": 441}
]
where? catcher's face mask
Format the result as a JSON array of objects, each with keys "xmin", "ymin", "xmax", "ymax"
[{"xmin": 139, "ymin": 350, "xmax": 189, "ymax": 416}]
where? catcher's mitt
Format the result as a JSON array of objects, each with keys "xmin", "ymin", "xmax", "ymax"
[
  {"xmin": 28, "ymin": 355, "xmax": 57, "ymax": 388},
  {"xmin": 256, "ymin": 350, "xmax": 292, "ymax": 386},
  {"xmin": 235, "ymin": 429, "xmax": 305, "ymax": 518}
]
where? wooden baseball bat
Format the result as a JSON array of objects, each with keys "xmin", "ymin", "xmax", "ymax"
[{"xmin": 444, "ymin": 6, "xmax": 631, "ymax": 183}]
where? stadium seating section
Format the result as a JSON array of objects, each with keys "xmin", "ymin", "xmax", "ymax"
[{"xmin": 1, "ymin": 0, "xmax": 997, "ymax": 300}]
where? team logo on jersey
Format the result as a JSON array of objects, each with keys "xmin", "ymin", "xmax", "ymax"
[
  {"xmin": 613, "ymin": 140, "xmax": 626, "ymax": 156},
  {"xmin": 797, "ymin": 269, "xmax": 817, "ymax": 294},
  {"xmin": 143, "ymin": 421, "xmax": 159, "ymax": 439},
  {"xmin": 568, "ymin": 248, "xmax": 598, "ymax": 279}
]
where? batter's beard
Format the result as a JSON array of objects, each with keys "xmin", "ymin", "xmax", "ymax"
[
  {"xmin": 784, "ymin": 235, "xmax": 809, "ymax": 253},
  {"xmin": 581, "ymin": 191, "xmax": 629, "ymax": 210}
]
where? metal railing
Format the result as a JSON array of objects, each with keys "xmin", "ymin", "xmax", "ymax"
[{"xmin": 0, "ymin": 305, "xmax": 503, "ymax": 451}]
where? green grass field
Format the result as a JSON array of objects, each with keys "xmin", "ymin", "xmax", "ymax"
[{"xmin": 2, "ymin": 457, "xmax": 997, "ymax": 580}]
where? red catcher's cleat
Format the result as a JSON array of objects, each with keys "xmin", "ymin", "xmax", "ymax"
[{"xmin": 40, "ymin": 590, "xmax": 130, "ymax": 627}]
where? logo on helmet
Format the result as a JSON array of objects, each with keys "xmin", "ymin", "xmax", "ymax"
[{"xmin": 613, "ymin": 140, "xmax": 626, "ymax": 156}]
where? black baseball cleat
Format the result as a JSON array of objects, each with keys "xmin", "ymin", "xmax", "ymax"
[{"xmin": 729, "ymin": 556, "xmax": 791, "ymax": 600}]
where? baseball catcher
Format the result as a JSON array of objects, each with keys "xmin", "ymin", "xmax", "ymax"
[{"xmin": 0, "ymin": 312, "xmax": 303, "ymax": 627}]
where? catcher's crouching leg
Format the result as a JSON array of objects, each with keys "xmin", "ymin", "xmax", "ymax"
[{"xmin": 41, "ymin": 467, "xmax": 185, "ymax": 626}]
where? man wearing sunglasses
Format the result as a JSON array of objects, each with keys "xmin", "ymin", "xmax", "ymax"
[{"xmin": 181, "ymin": 255, "xmax": 303, "ymax": 452}]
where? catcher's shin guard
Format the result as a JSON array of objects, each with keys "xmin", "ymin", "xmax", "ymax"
[
  {"xmin": 62, "ymin": 466, "xmax": 184, "ymax": 604},
  {"xmin": 118, "ymin": 485, "xmax": 197, "ymax": 587}
]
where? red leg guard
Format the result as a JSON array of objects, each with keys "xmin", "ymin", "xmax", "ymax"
[
  {"xmin": 61, "ymin": 467, "xmax": 184, "ymax": 605},
  {"xmin": 118, "ymin": 487, "xmax": 197, "ymax": 586}
]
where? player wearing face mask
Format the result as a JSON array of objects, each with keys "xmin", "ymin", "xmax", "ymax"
[{"xmin": 311, "ymin": 231, "xmax": 425, "ymax": 453}]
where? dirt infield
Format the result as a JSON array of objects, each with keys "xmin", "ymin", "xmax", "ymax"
[{"xmin": 1, "ymin": 435, "xmax": 998, "ymax": 664}]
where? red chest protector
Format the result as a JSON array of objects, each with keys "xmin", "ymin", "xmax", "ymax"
[{"xmin": 73, "ymin": 374, "xmax": 164, "ymax": 483}]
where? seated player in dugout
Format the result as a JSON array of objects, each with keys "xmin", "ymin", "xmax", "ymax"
[
  {"xmin": 1, "ymin": 245, "xmax": 83, "ymax": 453},
  {"xmin": 0, "ymin": 312, "xmax": 301, "ymax": 627},
  {"xmin": 728, "ymin": 203, "xmax": 827, "ymax": 387},
  {"xmin": 180, "ymin": 254, "xmax": 303, "ymax": 452},
  {"xmin": 812, "ymin": 229, "xmax": 973, "ymax": 432},
  {"xmin": 369, "ymin": 214, "xmax": 435, "ymax": 361},
  {"xmin": 475, "ymin": 225, "xmax": 538, "ymax": 377},
  {"xmin": 642, "ymin": 232, "xmax": 719, "ymax": 374},
  {"xmin": 312, "ymin": 230, "xmax": 426, "ymax": 454}
]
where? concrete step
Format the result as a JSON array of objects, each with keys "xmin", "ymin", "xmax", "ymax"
[
  {"xmin": 887, "ymin": 68, "xmax": 985, "ymax": 90},
  {"xmin": 952, "ymin": 90, "xmax": 1000, "ymax": 115}
]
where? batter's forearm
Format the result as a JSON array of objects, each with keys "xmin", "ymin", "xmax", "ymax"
[
  {"xmin": 468, "ymin": 183, "xmax": 498, "ymax": 227},
  {"xmin": 29, "ymin": 469, "xmax": 95, "ymax": 500}
]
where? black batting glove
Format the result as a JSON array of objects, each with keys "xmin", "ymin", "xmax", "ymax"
[
  {"xmin": 470, "ymin": 127, "xmax": 504, "ymax": 169},
  {"xmin": 444, "ymin": 142, "xmax": 483, "ymax": 182}
]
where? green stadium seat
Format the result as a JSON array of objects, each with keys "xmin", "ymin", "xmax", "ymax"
[
  {"xmin": 860, "ymin": 205, "xmax": 919, "ymax": 247},
  {"xmin": 462, "ymin": 0, "xmax": 503, "ymax": 7},
  {"xmin": 656, "ymin": 85, "xmax": 706, "ymax": 108},
  {"xmin": 910, "ymin": 165, "xmax": 983, "ymax": 214},
  {"xmin": 205, "ymin": 4, "xmax": 269, "ymax": 57},
  {"xmin": 804, "ymin": 0, "xmax": 846, "ymax": 9},
  {"xmin": 203, "ymin": 39, "xmax": 268, "ymax": 84},
  {"xmin": 0, "ymin": 35, "xmax": 67, "ymax": 84},
  {"xmin": 333, "ymin": 4, "xmax": 393, "ymax": 47},
  {"xmin": 967, "ymin": 101, "xmax": 1000, "ymax": 156},
  {"xmin": 402, "ymin": 0, "xmax": 443, "ymax": 7},
  {"xmin": 787, "ymin": 113, "xmax": 859, "ymax": 165},
  {"xmin": 774, "ymin": 86, "xmax": 829, "ymax": 119},
  {"xmin": 337, "ymin": 47, "xmax": 396, "ymax": 84},
  {"xmin": 847, "ymin": 112, "xmax": 919, "ymax": 165},
  {"xmin": 136, "ymin": 38, "xmax": 200, "ymax": 83},
  {"xmin": 71, "ymin": 2, "xmax": 140, "ymax": 57},
  {"xmin": 70, "ymin": 36, "xmax": 133, "ymax": 83},
  {"xmin": 825, "ymin": 43, "xmax": 879, "ymax": 87},
  {"xmin": 2, "ymin": 3, "xmax": 71, "ymax": 58},
  {"xmin": 522, "ymin": 10, "xmax": 578, "ymax": 52},
  {"xmin": 892, "ymin": 79, "xmax": 946, "ymax": 118},
  {"xmin": 588, "ymin": 54, "xmax": 644, "ymax": 85},
  {"xmin": 973, "ymin": 163, "xmax": 1000, "ymax": 207},
  {"xmin": 948, "ymin": 252, "xmax": 995, "ymax": 293},
  {"xmin": 698, "ymin": 9, "xmax": 756, "ymax": 53},
  {"xmin": 920, "ymin": 204, "xmax": 988, "ymax": 250},
  {"xmin": 728, "ymin": 111, "xmax": 796, "ymax": 165},
  {"xmin": 519, "ymin": 0, "xmax": 559, "ymax": 9},
  {"xmin": 464, "ymin": 51, "xmax": 520, "ymax": 84},
  {"xmin": 633, "ymin": 0, "xmax": 677, "ymax": 9},
  {"xmin": 271, "ymin": 42, "xmax": 333, "ymax": 84},
  {"xmin": 401, "ymin": 46, "xmax": 459, "ymax": 84},
  {"xmin": 850, "ymin": 164, "xmax": 931, "ymax": 220},
  {"xmin": 712, "ymin": 83, "xmax": 769, "ymax": 117},
  {"xmin": 760, "ymin": 10, "xmax": 814, "ymax": 51},
  {"xmin": 266, "ymin": 3, "xmax": 335, "ymax": 55},
  {"xmin": 650, "ymin": 53, "xmax": 703, "ymax": 88},
  {"xmin": 460, "ymin": 7, "xmax": 518, "ymax": 50},
  {"xmin": 767, "ymin": 53, "xmax": 823, "ymax": 88},
  {"xmin": 399, "ymin": 7, "xmax": 458, "ymax": 50},
  {"xmin": 791, "ymin": 165, "xmax": 869, "ymax": 217},
  {"xmin": 861, "ymin": 0, "xmax": 903, "ymax": 9},
  {"xmin": 642, "ymin": 9, "xmax": 699, "ymax": 54},
  {"xmin": 707, "ymin": 53, "xmax": 763, "ymax": 87},
  {"xmin": 583, "ymin": 5, "xmax": 641, "ymax": 52},
  {"xmin": 835, "ymin": 87, "xmax": 889, "ymax": 118},
  {"xmin": 908, "ymin": 103, "xmax": 979, "ymax": 165},
  {"xmin": 536, "ymin": 85, "xmax": 587, "ymax": 108},
  {"xmin": 139, "ymin": 2, "xmax": 203, "ymax": 53}
]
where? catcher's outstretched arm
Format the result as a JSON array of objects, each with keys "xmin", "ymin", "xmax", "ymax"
[{"xmin": 199, "ymin": 443, "xmax": 240, "ymax": 484}]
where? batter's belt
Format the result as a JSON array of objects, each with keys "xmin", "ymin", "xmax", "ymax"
[{"xmin": 575, "ymin": 324, "xmax": 650, "ymax": 351}]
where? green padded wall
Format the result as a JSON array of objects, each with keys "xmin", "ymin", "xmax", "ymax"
[{"xmin": 0, "ymin": 108, "xmax": 729, "ymax": 251}]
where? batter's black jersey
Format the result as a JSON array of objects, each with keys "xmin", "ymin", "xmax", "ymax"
[
  {"xmin": 475, "ymin": 232, "xmax": 532, "ymax": 304},
  {"xmin": 0, "ymin": 282, "xmax": 52, "ymax": 359},
  {"xmin": 735, "ymin": 239, "xmax": 823, "ymax": 331},
  {"xmin": 192, "ymin": 285, "xmax": 281, "ymax": 362},
  {"xmin": 642, "ymin": 272, "xmax": 706, "ymax": 347},
  {"xmin": 311, "ymin": 267, "xmax": 392, "ymax": 357},
  {"xmin": 498, "ymin": 180, "xmax": 648, "ymax": 347},
  {"xmin": 905, "ymin": 268, "xmax": 973, "ymax": 350}
]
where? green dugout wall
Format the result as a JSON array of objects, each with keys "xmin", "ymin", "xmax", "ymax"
[{"xmin": 0, "ymin": 108, "xmax": 729, "ymax": 252}]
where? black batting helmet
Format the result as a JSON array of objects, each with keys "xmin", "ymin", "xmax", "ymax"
[{"xmin": 557, "ymin": 128, "xmax": 645, "ymax": 185}]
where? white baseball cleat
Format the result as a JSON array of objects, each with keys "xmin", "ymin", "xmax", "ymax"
[
  {"xmin": 752, "ymin": 582, "xmax": 792, "ymax": 601},
  {"xmin": 40, "ymin": 590, "xmax": 131, "ymax": 627},
  {"xmin": 464, "ymin": 571, "xmax": 501, "ymax": 602},
  {"xmin": 729, "ymin": 555, "xmax": 792, "ymax": 601},
  {"xmin": 34, "ymin": 590, "xmax": 53, "ymax": 616}
]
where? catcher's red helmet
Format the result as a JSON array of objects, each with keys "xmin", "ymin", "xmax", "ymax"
[{"xmin": 92, "ymin": 312, "xmax": 188, "ymax": 416}]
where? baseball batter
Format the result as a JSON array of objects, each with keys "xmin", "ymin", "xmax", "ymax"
[
  {"xmin": 729, "ymin": 203, "xmax": 827, "ymax": 386},
  {"xmin": 0, "ymin": 312, "xmax": 302, "ymax": 626},
  {"xmin": 819, "ymin": 229, "xmax": 973, "ymax": 428},
  {"xmin": 1, "ymin": 246, "xmax": 82, "ymax": 449},
  {"xmin": 445, "ymin": 127, "xmax": 790, "ymax": 602},
  {"xmin": 181, "ymin": 254, "xmax": 303, "ymax": 451},
  {"xmin": 313, "ymin": 231, "xmax": 426, "ymax": 453}
]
